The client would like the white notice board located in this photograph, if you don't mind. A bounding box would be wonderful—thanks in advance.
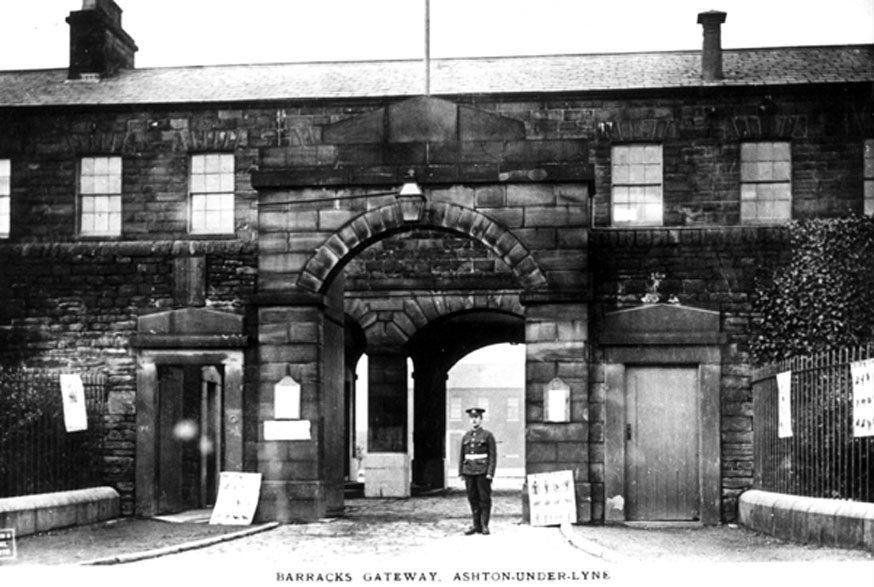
[527,470,576,526]
[209,472,263,526]
[776,370,793,439]
[850,358,874,437]
[60,373,88,433]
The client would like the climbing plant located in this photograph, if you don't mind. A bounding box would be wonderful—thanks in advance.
[750,216,874,365]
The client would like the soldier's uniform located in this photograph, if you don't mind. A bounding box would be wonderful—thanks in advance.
[458,407,497,535]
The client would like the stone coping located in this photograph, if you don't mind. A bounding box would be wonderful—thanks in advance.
[738,489,874,552]
[0,487,120,538]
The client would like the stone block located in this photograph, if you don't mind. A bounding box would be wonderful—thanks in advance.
[474,186,505,208]
[507,184,556,207]
[364,453,410,498]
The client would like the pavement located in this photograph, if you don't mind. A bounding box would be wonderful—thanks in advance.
[1,489,872,587]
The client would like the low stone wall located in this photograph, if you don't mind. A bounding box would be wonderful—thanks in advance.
[739,489,874,552]
[0,487,119,537]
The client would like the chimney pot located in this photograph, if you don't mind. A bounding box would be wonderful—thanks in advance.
[697,10,727,82]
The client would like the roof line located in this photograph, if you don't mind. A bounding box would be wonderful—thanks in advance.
[2,43,870,75]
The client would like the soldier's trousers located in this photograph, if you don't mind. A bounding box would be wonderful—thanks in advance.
[463,474,492,528]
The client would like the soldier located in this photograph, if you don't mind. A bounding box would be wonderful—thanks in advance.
[458,407,497,535]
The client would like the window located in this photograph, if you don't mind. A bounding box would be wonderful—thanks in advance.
[190,153,235,234]
[506,397,520,422]
[79,156,122,236]
[865,140,874,216]
[449,397,462,421]
[740,142,792,224]
[611,144,663,226]
[0,159,9,238]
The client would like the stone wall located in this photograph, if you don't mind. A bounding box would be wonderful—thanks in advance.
[0,240,257,514]
[588,226,791,522]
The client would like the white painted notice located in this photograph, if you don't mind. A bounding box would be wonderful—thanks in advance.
[59,373,88,433]
[209,472,263,526]
[776,370,793,438]
[850,358,874,438]
[527,470,576,526]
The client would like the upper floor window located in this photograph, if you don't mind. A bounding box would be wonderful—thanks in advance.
[449,397,462,421]
[740,142,791,224]
[864,140,874,216]
[79,156,122,237]
[190,153,235,234]
[611,144,663,226]
[506,397,520,422]
[0,159,9,239]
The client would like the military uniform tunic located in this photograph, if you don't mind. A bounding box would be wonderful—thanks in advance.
[458,427,497,477]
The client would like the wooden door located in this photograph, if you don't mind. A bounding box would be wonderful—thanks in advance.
[157,366,184,515]
[625,367,700,521]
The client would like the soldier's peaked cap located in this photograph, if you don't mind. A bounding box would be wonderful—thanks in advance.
[465,407,485,416]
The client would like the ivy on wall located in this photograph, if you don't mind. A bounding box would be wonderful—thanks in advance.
[751,217,874,365]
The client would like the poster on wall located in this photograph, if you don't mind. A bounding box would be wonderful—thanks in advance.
[850,358,874,437]
[59,373,88,433]
[210,472,263,526]
[776,370,793,438]
[527,470,576,526]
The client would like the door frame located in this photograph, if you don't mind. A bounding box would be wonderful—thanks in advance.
[601,304,724,526]
[135,349,244,517]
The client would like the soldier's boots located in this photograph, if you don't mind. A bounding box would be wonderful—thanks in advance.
[480,510,491,535]
[464,510,482,535]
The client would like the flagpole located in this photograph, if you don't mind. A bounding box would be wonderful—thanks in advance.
[425,0,431,96]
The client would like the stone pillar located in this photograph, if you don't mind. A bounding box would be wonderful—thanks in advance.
[522,300,591,523]
[365,350,410,497]
[412,360,447,489]
[255,289,345,522]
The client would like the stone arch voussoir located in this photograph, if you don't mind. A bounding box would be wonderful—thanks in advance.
[299,200,548,293]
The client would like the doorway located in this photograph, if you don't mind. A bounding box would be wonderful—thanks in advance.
[624,366,699,521]
[156,365,224,515]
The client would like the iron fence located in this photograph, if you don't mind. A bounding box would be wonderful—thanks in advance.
[751,344,873,502]
[0,368,107,498]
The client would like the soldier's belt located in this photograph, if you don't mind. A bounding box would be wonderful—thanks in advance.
[464,454,488,460]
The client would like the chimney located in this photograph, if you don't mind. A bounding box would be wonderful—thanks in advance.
[66,0,138,79]
[697,10,727,82]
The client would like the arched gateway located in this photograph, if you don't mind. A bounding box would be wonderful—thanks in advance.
[251,96,593,522]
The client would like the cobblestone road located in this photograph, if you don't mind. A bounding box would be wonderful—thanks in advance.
[130,490,598,572]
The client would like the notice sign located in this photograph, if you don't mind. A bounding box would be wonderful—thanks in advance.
[60,373,88,432]
[527,470,576,527]
[0,529,15,560]
[209,472,262,526]
[850,358,874,437]
[776,370,793,439]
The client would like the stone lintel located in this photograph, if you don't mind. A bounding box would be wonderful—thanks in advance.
[251,291,327,308]
[520,288,591,306]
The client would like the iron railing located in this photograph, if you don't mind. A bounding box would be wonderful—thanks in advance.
[0,368,107,498]
[751,344,873,502]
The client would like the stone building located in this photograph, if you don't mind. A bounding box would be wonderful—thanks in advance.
[0,0,872,524]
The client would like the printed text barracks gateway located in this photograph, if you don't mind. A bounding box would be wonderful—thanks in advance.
[0,0,872,524]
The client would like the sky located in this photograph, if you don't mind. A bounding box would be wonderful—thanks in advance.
[0,0,871,71]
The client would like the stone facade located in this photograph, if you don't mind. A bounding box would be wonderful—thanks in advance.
[0,1,872,523]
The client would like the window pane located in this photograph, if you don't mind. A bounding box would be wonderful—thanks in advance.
[643,145,661,164]
[740,162,757,182]
[612,186,629,203]
[644,164,661,183]
[772,142,790,162]
[628,165,645,183]
[613,146,629,165]
[756,161,772,181]
[773,161,791,181]
[219,154,234,174]
[629,147,645,165]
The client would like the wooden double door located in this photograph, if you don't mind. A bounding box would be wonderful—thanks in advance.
[624,366,700,521]
[156,365,224,515]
